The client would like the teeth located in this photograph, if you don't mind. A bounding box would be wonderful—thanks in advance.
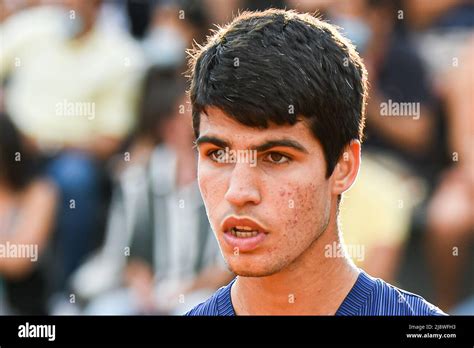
[235,226,253,231]
[229,227,259,238]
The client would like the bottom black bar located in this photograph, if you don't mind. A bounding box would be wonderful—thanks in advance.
[0,315,472,346]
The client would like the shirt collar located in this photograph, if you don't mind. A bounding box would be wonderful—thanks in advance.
[217,270,375,316]
[335,270,376,315]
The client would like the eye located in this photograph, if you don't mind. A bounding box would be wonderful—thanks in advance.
[264,152,290,164]
[207,149,225,163]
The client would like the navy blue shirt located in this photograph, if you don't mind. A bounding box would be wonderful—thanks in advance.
[186,270,445,315]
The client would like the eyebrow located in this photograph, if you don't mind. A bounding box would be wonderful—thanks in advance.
[195,135,230,149]
[195,135,309,154]
[252,139,309,154]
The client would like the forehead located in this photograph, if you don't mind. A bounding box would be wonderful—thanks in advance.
[199,106,318,147]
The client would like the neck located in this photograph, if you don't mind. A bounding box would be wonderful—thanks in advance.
[232,212,359,315]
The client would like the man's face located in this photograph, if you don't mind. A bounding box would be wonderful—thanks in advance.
[196,107,334,277]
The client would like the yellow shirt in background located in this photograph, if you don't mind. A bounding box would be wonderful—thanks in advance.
[1,6,145,147]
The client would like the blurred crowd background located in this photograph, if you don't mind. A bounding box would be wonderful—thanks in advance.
[0,0,472,315]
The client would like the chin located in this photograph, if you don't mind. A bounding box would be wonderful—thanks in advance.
[224,253,288,277]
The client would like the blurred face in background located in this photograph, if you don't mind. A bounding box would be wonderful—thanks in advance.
[150,4,195,44]
[57,0,102,39]
[326,0,373,54]
[144,4,199,68]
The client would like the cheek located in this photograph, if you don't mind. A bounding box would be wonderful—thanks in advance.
[272,179,329,249]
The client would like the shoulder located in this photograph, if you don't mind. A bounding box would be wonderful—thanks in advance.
[363,274,446,316]
[185,279,236,316]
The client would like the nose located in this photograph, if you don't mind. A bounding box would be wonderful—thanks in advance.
[224,162,261,207]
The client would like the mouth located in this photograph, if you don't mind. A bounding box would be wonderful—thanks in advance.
[221,217,268,252]
[228,226,260,238]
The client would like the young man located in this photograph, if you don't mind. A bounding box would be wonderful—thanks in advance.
[186,9,444,315]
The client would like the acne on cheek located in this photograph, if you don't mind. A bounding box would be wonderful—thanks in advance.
[279,183,323,235]
[275,186,300,232]
[278,184,314,210]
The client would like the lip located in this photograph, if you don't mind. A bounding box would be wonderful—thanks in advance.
[221,216,268,252]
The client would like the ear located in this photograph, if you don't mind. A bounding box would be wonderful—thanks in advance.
[330,140,361,196]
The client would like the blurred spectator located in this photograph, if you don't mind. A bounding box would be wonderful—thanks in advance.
[0,114,57,314]
[330,0,437,171]
[339,154,423,283]
[403,0,474,311]
[0,0,146,300]
[71,67,232,315]
[319,0,434,284]
[335,0,473,310]
[0,0,144,156]
[141,0,209,68]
